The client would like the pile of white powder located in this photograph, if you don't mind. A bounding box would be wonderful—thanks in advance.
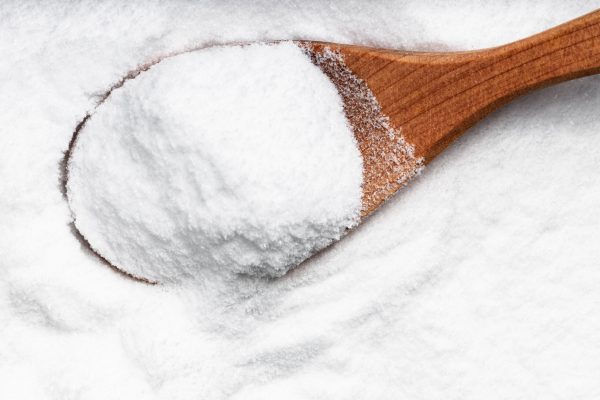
[66,42,363,282]
[1,1,600,399]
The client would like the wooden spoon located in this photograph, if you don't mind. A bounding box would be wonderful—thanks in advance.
[65,10,600,282]
[301,9,600,218]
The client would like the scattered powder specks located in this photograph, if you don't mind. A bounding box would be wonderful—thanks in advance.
[67,42,363,282]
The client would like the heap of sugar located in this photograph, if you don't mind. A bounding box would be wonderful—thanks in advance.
[66,42,363,282]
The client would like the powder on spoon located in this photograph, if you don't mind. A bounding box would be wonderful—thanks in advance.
[66,41,364,282]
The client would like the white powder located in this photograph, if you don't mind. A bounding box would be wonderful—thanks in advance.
[66,42,363,282]
[2,1,600,399]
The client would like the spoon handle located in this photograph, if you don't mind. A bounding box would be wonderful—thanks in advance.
[328,9,600,161]
[430,8,600,159]
[490,8,600,96]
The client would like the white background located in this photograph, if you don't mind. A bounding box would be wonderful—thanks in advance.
[1,1,599,399]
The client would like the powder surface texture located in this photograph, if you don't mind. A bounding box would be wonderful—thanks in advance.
[67,42,363,281]
[2,1,600,399]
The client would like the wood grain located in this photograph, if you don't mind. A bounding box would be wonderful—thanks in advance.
[307,9,600,217]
